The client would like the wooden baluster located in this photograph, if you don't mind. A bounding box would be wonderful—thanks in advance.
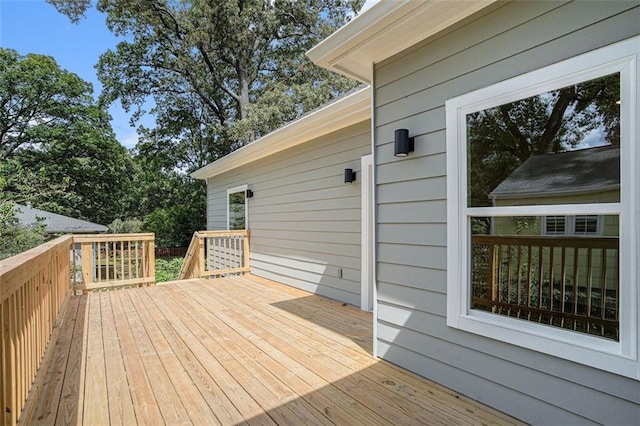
[120,239,125,282]
[548,246,555,325]
[506,243,513,307]
[585,247,593,334]
[600,248,608,336]
[516,245,522,308]
[526,245,533,311]
[537,245,544,321]
[560,246,567,328]
[572,247,580,330]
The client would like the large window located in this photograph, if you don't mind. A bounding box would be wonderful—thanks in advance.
[446,37,638,378]
[227,185,248,230]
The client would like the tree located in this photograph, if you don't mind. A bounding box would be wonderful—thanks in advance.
[1,48,96,158]
[46,0,92,23]
[0,172,46,260]
[0,48,134,225]
[129,144,207,247]
[92,0,363,159]
[468,73,620,207]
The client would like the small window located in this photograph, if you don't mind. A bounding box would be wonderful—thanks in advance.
[574,215,599,235]
[544,216,566,235]
[543,215,602,236]
[227,185,248,230]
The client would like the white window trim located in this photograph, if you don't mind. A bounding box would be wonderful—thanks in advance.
[446,36,639,379]
[226,184,248,230]
[542,215,604,236]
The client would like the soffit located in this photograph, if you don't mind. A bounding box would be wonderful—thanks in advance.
[307,0,497,83]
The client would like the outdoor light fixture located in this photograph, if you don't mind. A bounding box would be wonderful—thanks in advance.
[245,189,254,198]
[394,128,415,157]
[344,168,356,183]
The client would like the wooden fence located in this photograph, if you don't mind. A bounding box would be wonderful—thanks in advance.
[471,235,619,340]
[179,230,250,280]
[1,233,157,425]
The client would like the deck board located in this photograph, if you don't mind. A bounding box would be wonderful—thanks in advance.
[30,275,523,425]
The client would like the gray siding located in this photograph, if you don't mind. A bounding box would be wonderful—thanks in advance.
[207,121,370,305]
[374,1,640,424]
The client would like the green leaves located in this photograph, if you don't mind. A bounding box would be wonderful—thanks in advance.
[94,0,364,160]
[0,48,95,159]
[0,47,134,226]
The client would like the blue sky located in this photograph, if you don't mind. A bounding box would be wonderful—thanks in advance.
[0,0,149,148]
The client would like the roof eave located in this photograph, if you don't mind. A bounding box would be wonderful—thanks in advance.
[191,87,370,180]
[307,0,497,83]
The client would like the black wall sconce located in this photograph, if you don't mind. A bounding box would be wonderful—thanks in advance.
[245,189,254,198]
[394,128,414,157]
[344,168,356,183]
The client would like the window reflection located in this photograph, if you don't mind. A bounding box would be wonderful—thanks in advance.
[467,73,620,208]
[228,191,246,230]
[471,215,619,341]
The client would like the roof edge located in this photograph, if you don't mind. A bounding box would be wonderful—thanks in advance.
[191,87,371,180]
[307,0,497,82]
[490,184,621,200]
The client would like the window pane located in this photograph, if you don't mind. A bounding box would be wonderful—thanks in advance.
[471,215,619,341]
[228,191,246,230]
[545,216,566,235]
[467,73,620,207]
[574,215,599,235]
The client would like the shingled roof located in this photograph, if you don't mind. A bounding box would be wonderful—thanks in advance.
[14,204,108,234]
[489,144,620,200]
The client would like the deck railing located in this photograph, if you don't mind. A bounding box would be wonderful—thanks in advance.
[72,233,155,293]
[1,236,73,425]
[1,233,157,425]
[471,235,619,340]
[178,230,250,280]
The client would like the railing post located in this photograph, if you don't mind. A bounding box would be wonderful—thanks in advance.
[80,241,93,294]
[197,235,205,278]
[244,230,250,272]
[148,239,156,286]
[2,296,17,426]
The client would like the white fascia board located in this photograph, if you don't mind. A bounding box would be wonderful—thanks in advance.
[191,87,371,180]
[307,0,497,83]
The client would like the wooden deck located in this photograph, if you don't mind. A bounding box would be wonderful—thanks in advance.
[28,275,522,425]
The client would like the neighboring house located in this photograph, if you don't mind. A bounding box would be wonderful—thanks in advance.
[14,203,108,234]
[196,1,640,423]
[490,144,620,236]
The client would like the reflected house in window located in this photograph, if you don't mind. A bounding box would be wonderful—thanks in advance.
[472,144,620,340]
[489,144,620,236]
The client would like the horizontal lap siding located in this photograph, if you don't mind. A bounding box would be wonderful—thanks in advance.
[373,1,640,423]
[206,121,370,305]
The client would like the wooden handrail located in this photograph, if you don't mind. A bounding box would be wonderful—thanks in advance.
[472,234,619,340]
[1,235,73,426]
[178,230,250,280]
[72,233,156,293]
[1,232,159,425]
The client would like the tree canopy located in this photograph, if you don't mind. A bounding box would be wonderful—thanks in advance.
[92,0,363,164]
[0,48,133,225]
[468,72,620,207]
